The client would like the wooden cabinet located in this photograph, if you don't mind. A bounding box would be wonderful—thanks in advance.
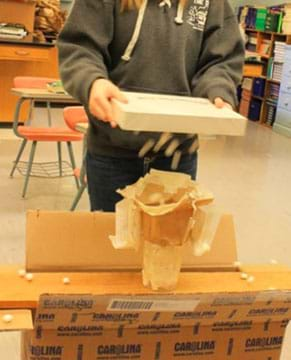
[0,44,50,62]
[0,44,59,122]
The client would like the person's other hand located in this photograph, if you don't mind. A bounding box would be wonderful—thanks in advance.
[89,78,128,128]
[214,97,233,110]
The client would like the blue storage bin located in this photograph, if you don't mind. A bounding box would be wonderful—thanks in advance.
[248,99,262,121]
[252,77,266,97]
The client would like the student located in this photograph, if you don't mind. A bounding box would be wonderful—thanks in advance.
[58,0,245,211]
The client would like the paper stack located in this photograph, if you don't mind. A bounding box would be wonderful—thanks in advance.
[272,41,286,82]
[0,23,27,40]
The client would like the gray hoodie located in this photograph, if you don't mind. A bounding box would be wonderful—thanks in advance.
[58,0,244,157]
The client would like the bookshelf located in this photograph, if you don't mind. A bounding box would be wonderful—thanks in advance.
[240,28,291,127]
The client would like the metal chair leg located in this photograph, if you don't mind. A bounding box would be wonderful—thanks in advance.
[66,142,79,189]
[10,139,28,178]
[46,101,52,127]
[57,142,62,177]
[26,99,34,125]
[22,141,37,198]
[70,184,87,211]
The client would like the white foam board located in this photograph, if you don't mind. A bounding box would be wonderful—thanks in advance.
[112,92,247,136]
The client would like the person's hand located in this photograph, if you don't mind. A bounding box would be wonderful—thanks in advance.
[89,78,128,128]
[214,97,233,110]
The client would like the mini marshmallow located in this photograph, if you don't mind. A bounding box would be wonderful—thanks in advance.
[240,273,248,280]
[63,277,70,285]
[247,275,255,283]
[18,269,26,277]
[25,273,33,281]
[233,261,241,267]
[270,259,278,265]
[2,314,13,323]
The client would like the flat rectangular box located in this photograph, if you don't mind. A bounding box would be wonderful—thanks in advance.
[20,290,291,360]
[112,92,247,136]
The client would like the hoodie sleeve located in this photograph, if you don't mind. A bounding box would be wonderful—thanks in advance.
[57,0,114,106]
[191,0,245,109]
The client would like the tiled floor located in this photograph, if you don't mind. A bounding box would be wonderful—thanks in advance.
[0,111,291,358]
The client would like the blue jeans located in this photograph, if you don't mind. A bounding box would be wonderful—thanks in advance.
[86,152,198,211]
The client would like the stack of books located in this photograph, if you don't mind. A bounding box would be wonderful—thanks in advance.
[265,100,278,126]
[266,82,280,126]
[269,83,280,101]
[258,39,272,55]
[272,41,286,81]
[245,7,258,29]
[246,34,258,52]
[238,4,287,33]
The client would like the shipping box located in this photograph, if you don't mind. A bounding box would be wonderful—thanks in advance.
[111,92,247,136]
[19,291,291,360]
[1,211,291,360]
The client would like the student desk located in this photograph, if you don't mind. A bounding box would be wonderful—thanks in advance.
[11,88,78,132]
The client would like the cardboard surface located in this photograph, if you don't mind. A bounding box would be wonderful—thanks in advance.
[112,92,247,136]
[2,209,290,360]
[20,292,291,360]
[26,210,237,272]
[0,310,33,331]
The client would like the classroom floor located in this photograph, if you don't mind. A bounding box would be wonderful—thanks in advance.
[0,109,291,358]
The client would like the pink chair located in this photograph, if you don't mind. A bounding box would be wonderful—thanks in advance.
[10,76,83,198]
[63,106,89,210]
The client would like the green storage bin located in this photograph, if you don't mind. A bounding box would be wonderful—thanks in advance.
[265,13,279,32]
[256,8,267,30]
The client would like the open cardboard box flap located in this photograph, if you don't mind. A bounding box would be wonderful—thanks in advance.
[25,210,237,272]
[0,310,33,331]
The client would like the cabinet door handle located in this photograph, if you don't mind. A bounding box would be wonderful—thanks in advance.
[15,50,30,56]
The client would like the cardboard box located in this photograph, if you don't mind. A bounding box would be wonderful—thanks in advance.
[25,210,238,272]
[19,290,291,360]
[111,92,247,136]
[0,210,290,360]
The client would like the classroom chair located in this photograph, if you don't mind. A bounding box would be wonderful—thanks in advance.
[10,76,83,198]
[63,106,89,210]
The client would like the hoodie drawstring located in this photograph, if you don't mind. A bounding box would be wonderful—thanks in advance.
[121,0,149,61]
[175,1,184,24]
[159,0,172,8]
[121,0,185,62]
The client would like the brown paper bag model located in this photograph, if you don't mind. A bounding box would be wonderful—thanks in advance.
[110,169,221,290]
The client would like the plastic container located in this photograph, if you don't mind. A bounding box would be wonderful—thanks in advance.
[142,241,183,291]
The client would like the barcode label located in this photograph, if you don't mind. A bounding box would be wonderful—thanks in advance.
[107,299,200,312]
